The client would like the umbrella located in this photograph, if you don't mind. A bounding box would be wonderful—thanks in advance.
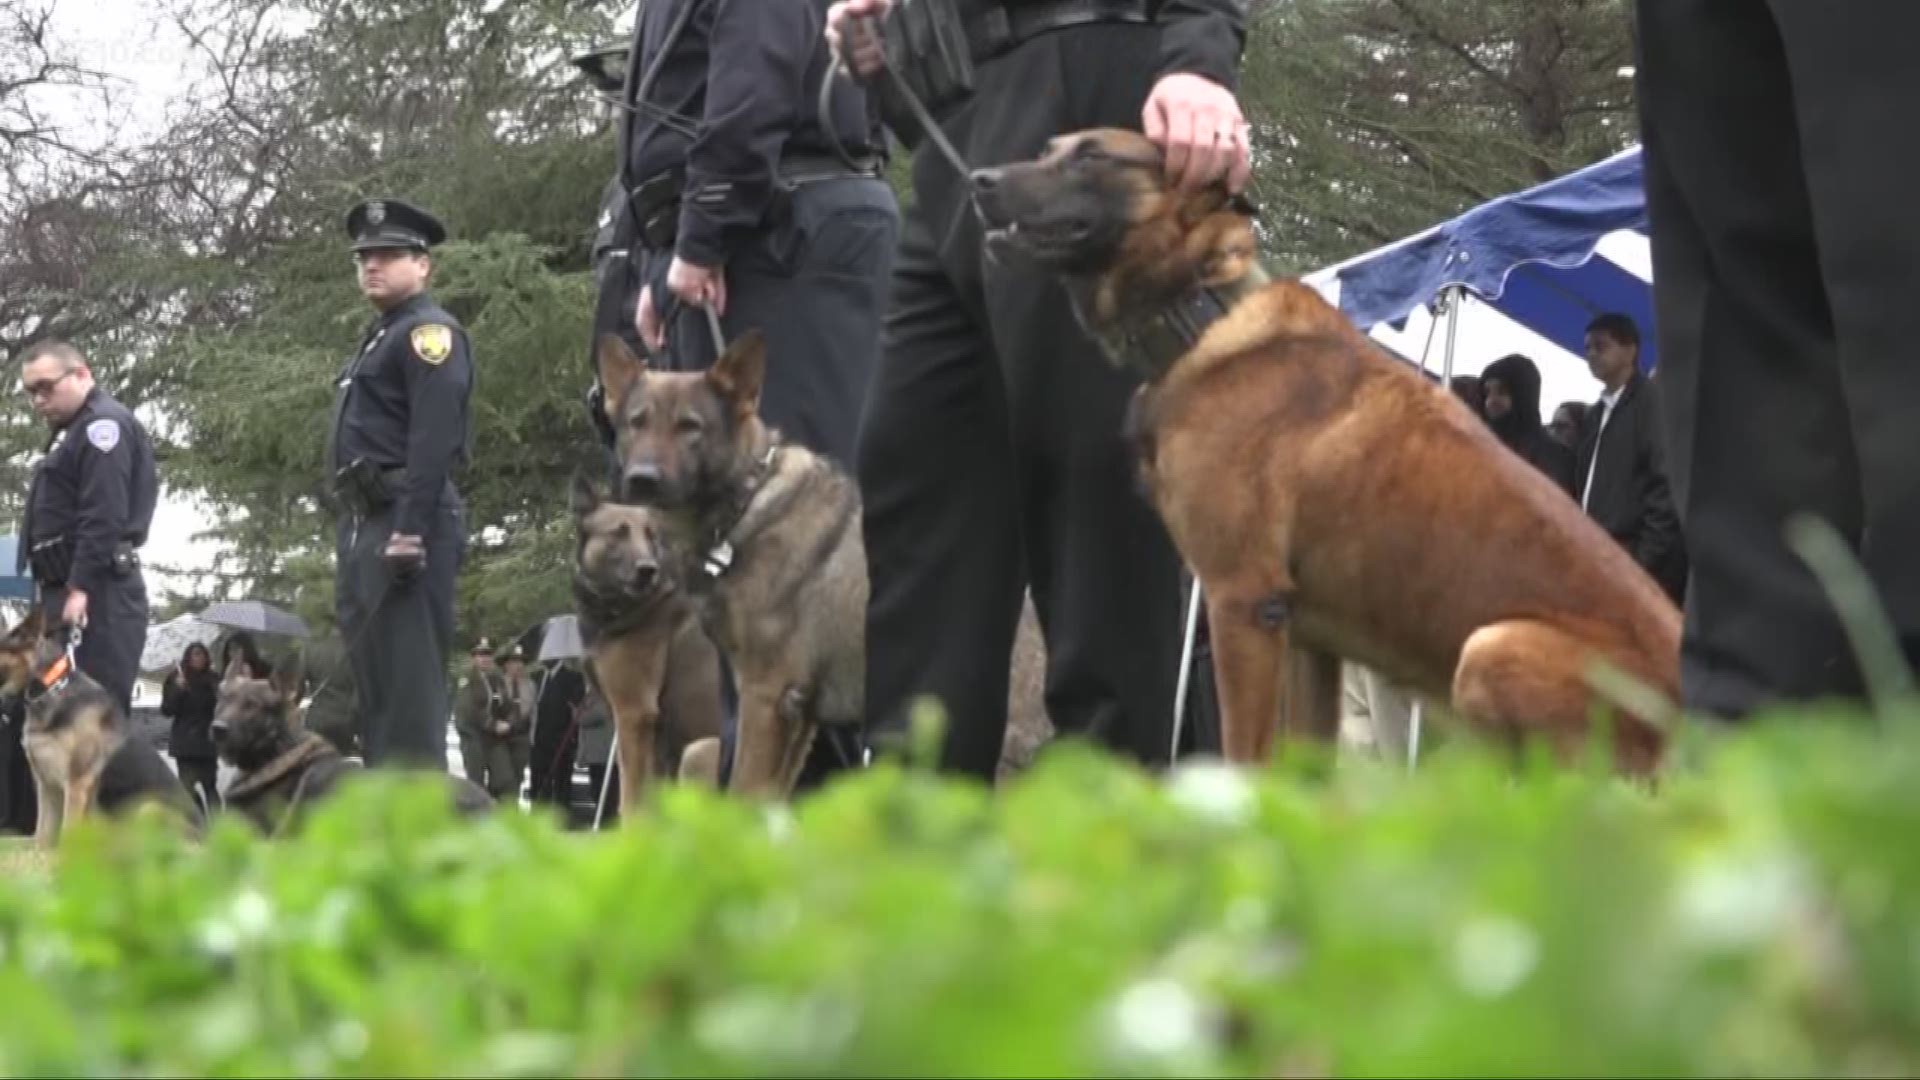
[140,615,223,674]
[537,615,584,662]
[198,600,311,639]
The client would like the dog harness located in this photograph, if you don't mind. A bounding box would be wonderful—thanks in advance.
[1098,265,1273,381]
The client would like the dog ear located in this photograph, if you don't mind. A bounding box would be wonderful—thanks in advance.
[706,328,766,417]
[594,333,647,420]
[569,468,602,517]
[7,607,42,646]
[271,661,303,708]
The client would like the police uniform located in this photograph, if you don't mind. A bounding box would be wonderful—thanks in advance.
[855,0,1248,779]
[1634,2,1920,720]
[329,198,475,769]
[18,386,157,713]
[588,0,900,472]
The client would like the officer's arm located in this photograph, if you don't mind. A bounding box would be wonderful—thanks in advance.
[674,0,817,268]
[70,416,134,598]
[1153,0,1249,91]
[395,322,473,538]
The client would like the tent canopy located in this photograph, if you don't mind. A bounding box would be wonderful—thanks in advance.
[1303,146,1654,409]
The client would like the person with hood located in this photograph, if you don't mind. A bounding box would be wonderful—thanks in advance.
[160,640,221,812]
[1479,353,1579,501]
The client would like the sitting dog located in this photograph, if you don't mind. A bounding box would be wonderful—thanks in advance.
[0,609,203,846]
[572,473,728,813]
[970,128,1682,775]
[594,329,867,798]
[214,658,492,836]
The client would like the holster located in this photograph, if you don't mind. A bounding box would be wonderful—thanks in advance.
[874,0,976,150]
[110,541,140,580]
[333,458,401,518]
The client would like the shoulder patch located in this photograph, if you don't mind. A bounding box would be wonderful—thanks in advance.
[85,419,120,452]
[410,323,453,365]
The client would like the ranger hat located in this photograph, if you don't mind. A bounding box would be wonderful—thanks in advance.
[345,197,447,253]
[470,637,495,656]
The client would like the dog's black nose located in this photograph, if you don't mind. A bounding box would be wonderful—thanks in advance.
[969,167,1002,191]
[632,563,658,591]
[210,719,228,741]
[622,463,664,502]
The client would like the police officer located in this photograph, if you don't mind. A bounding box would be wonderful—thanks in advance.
[587,0,900,472]
[15,339,158,714]
[328,198,475,769]
[827,0,1252,780]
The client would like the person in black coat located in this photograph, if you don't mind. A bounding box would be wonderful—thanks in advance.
[1574,314,1688,604]
[218,631,273,681]
[160,641,220,811]
[1480,353,1579,501]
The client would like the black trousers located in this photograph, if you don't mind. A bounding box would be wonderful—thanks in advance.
[41,576,147,715]
[857,22,1187,779]
[176,755,220,813]
[1635,0,1920,718]
[335,499,467,767]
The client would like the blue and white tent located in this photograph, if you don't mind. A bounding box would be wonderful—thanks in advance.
[1300,145,1653,416]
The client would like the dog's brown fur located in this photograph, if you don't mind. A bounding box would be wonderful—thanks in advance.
[0,609,203,846]
[572,475,727,813]
[973,128,1681,774]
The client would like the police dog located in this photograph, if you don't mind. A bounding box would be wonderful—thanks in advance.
[0,609,203,846]
[571,472,727,809]
[594,329,866,798]
[213,657,492,835]
[970,128,1681,775]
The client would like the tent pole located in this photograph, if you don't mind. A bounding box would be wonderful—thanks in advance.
[1407,284,1466,772]
[1169,574,1204,763]
[593,727,618,831]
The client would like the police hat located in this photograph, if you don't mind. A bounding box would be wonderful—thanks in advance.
[345,198,447,254]
[470,637,495,656]
[501,644,528,665]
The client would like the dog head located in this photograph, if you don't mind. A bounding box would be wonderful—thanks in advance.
[0,608,71,700]
[212,656,305,772]
[970,128,1260,314]
[593,330,770,510]
[571,472,676,601]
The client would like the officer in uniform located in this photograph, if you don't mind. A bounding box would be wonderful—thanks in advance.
[15,339,158,713]
[1634,2,1920,721]
[827,0,1252,780]
[585,0,900,472]
[328,198,475,769]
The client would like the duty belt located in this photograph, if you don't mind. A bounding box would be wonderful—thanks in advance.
[964,0,1154,63]
[629,149,886,251]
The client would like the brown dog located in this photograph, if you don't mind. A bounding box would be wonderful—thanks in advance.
[970,128,1681,774]
[572,473,727,811]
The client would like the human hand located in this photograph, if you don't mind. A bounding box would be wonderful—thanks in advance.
[1142,73,1253,193]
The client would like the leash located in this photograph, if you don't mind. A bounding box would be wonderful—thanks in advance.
[826,16,976,182]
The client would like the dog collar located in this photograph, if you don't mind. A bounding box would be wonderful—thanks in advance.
[698,443,780,581]
[1100,266,1271,381]
[27,653,72,700]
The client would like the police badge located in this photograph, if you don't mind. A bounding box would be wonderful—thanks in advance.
[411,324,453,365]
[368,201,386,226]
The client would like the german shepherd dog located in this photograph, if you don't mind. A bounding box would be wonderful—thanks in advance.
[970,128,1681,775]
[0,609,204,845]
[213,657,493,835]
[572,472,728,810]
[594,329,867,798]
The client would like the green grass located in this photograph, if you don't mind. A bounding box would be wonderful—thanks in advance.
[0,697,1914,1076]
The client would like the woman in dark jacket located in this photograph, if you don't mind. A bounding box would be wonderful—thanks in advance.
[161,641,220,811]
[219,632,273,681]
[1479,353,1579,501]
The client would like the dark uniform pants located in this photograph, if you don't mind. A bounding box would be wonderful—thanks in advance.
[335,501,467,767]
[857,22,1186,779]
[42,577,147,715]
[1635,0,1920,718]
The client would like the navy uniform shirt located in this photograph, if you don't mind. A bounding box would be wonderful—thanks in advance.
[328,291,475,537]
[622,0,886,268]
[1146,0,1250,92]
[20,387,158,595]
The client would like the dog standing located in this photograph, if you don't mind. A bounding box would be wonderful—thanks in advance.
[971,128,1681,774]
[572,473,728,811]
[0,610,203,846]
[213,657,493,836]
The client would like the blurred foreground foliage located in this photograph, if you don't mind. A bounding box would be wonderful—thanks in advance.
[0,698,1915,1077]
